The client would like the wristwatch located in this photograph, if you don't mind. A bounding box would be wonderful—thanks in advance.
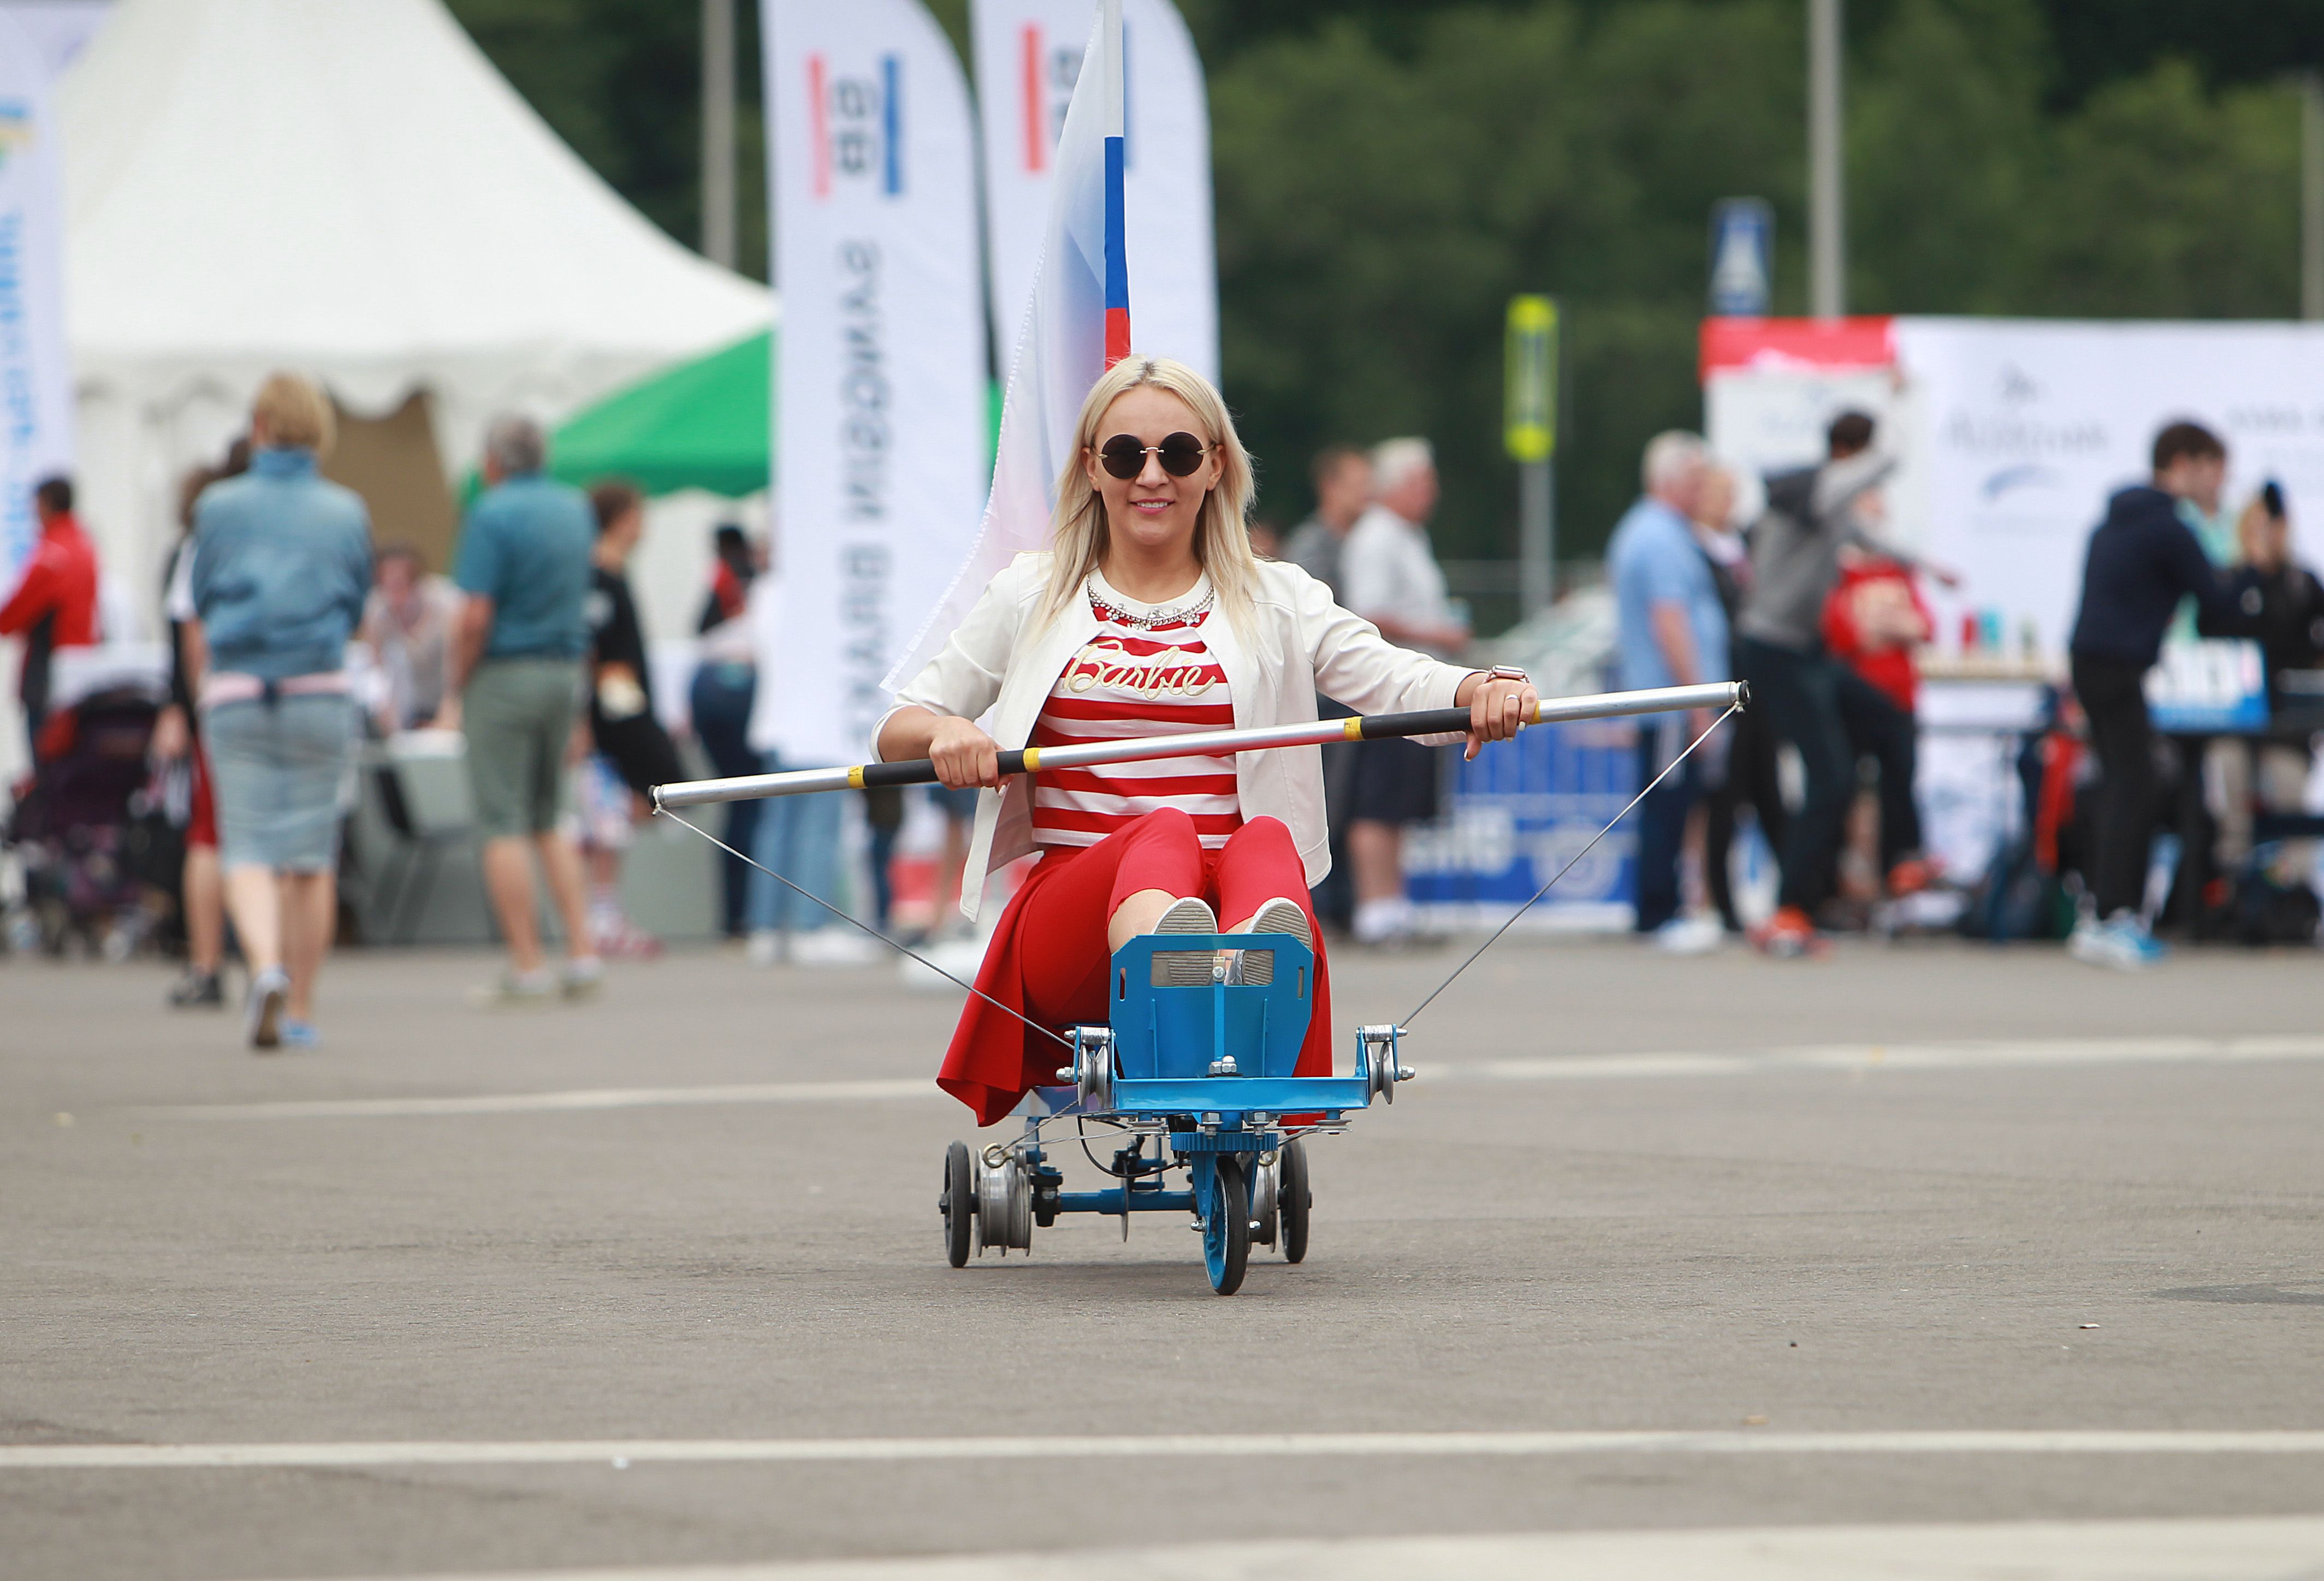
[1480,664,1531,687]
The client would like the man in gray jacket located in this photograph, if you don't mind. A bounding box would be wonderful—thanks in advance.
[1735,412,1948,953]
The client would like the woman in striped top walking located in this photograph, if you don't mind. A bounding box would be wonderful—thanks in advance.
[878,358,1538,1124]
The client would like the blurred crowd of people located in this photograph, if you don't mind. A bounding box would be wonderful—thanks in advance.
[5,370,2317,1050]
[1606,410,2320,970]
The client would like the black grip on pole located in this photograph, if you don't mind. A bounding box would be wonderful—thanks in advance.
[857,748,1037,790]
[1357,706,1475,740]
[857,759,940,789]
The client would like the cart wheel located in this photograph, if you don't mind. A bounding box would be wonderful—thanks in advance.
[1280,1138,1311,1265]
[941,1140,974,1268]
[1202,1157,1250,1296]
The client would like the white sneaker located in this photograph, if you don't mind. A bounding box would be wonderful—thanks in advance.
[2068,912,2166,972]
[244,966,289,1050]
[1152,896,1218,985]
[1231,896,1312,985]
[1652,913,1724,955]
[1352,896,1415,947]
[787,927,883,967]
[560,955,606,1000]
[745,929,784,967]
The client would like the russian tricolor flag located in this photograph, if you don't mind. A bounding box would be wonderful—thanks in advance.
[888,0,1134,688]
[1099,0,1131,367]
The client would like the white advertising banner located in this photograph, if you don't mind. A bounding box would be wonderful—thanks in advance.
[1894,318,2324,659]
[758,0,988,763]
[1705,317,2324,662]
[0,8,76,784]
[0,8,73,591]
[971,0,1215,382]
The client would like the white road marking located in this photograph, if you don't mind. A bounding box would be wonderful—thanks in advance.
[285,1519,2324,1581]
[1442,1035,2324,1084]
[121,1035,2324,1121]
[8,1429,2324,1471]
[128,1079,941,1121]
[271,1515,2324,1581]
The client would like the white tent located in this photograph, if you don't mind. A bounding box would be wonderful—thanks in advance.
[58,0,772,609]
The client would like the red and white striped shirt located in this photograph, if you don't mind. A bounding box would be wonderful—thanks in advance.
[1029,574,1242,851]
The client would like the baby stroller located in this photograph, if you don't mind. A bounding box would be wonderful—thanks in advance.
[4,686,165,958]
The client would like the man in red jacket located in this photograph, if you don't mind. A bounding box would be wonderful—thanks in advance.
[0,477,100,763]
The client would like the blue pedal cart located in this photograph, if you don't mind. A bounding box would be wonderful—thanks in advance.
[936,928,1409,1295]
[647,680,1745,1298]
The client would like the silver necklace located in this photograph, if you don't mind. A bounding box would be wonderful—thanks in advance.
[1087,578,1214,631]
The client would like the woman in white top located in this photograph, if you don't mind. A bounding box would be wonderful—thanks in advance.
[878,357,1537,1123]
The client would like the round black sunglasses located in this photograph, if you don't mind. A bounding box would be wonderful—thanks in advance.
[1097,431,1212,480]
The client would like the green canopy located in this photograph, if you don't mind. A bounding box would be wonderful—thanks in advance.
[550,330,773,498]
[545,328,1001,501]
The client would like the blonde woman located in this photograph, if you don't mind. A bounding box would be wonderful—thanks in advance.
[878,358,1537,1123]
[187,374,372,1050]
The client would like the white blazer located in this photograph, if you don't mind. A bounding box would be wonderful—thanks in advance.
[879,552,1475,918]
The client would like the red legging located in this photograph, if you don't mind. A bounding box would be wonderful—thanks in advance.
[1024,809,1314,1021]
[936,808,1332,1122]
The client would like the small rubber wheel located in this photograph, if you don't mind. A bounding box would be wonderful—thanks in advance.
[941,1140,974,1268]
[1202,1157,1251,1296]
[1279,1138,1311,1265]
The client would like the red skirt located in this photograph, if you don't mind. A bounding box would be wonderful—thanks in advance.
[936,809,1332,1124]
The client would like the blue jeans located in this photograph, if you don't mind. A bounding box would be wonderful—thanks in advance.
[1632,716,1702,932]
[746,752,844,933]
[687,662,760,937]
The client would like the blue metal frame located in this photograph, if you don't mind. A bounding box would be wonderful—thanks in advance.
[982,935,1406,1299]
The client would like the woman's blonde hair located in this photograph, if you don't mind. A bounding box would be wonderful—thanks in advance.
[251,372,335,456]
[1038,355,1261,633]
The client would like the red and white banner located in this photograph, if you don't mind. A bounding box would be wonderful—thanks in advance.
[759,0,987,762]
[970,0,1214,382]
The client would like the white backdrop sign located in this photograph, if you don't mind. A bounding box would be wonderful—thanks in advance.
[1706,317,2324,661]
[0,8,77,785]
[970,0,1215,382]
[758,0,988,763]
[0,8,73,591]
[1895,318,2324,658]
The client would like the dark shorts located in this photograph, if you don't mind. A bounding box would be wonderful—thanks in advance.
[1348,734,1442,825]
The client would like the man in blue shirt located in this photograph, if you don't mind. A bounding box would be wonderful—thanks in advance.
[1608,431,1727,942]
[441,415,601,1006]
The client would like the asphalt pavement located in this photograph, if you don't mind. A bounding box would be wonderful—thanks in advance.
[5,934,2323,1580]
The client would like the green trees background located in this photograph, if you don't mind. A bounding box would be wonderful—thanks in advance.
[448,0,2321,578]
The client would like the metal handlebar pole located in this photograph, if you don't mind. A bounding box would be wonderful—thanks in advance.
[650,680,1747,813]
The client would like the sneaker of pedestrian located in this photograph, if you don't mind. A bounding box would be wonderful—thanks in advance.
[560,955,608,999]
[1886,855,1941,896]
[2068,910,2166,972]
[591,913,663,961]
[1351,896,1416,950]
[745,929,784,967]
[1228,896,1311,985]
[168,968,224,1009]
[469,967,558,1009]
[244,966,289,1050]
[786,927,883,967]
[1652,912,1724,955]
[1750,905,1823,959]
[277,1019,321,1051]
[1152,896,1219,985]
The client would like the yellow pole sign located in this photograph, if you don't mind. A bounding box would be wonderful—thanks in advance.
[1504,295,1557,462]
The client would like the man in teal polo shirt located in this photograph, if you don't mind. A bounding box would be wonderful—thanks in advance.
[440,415,601,1005]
